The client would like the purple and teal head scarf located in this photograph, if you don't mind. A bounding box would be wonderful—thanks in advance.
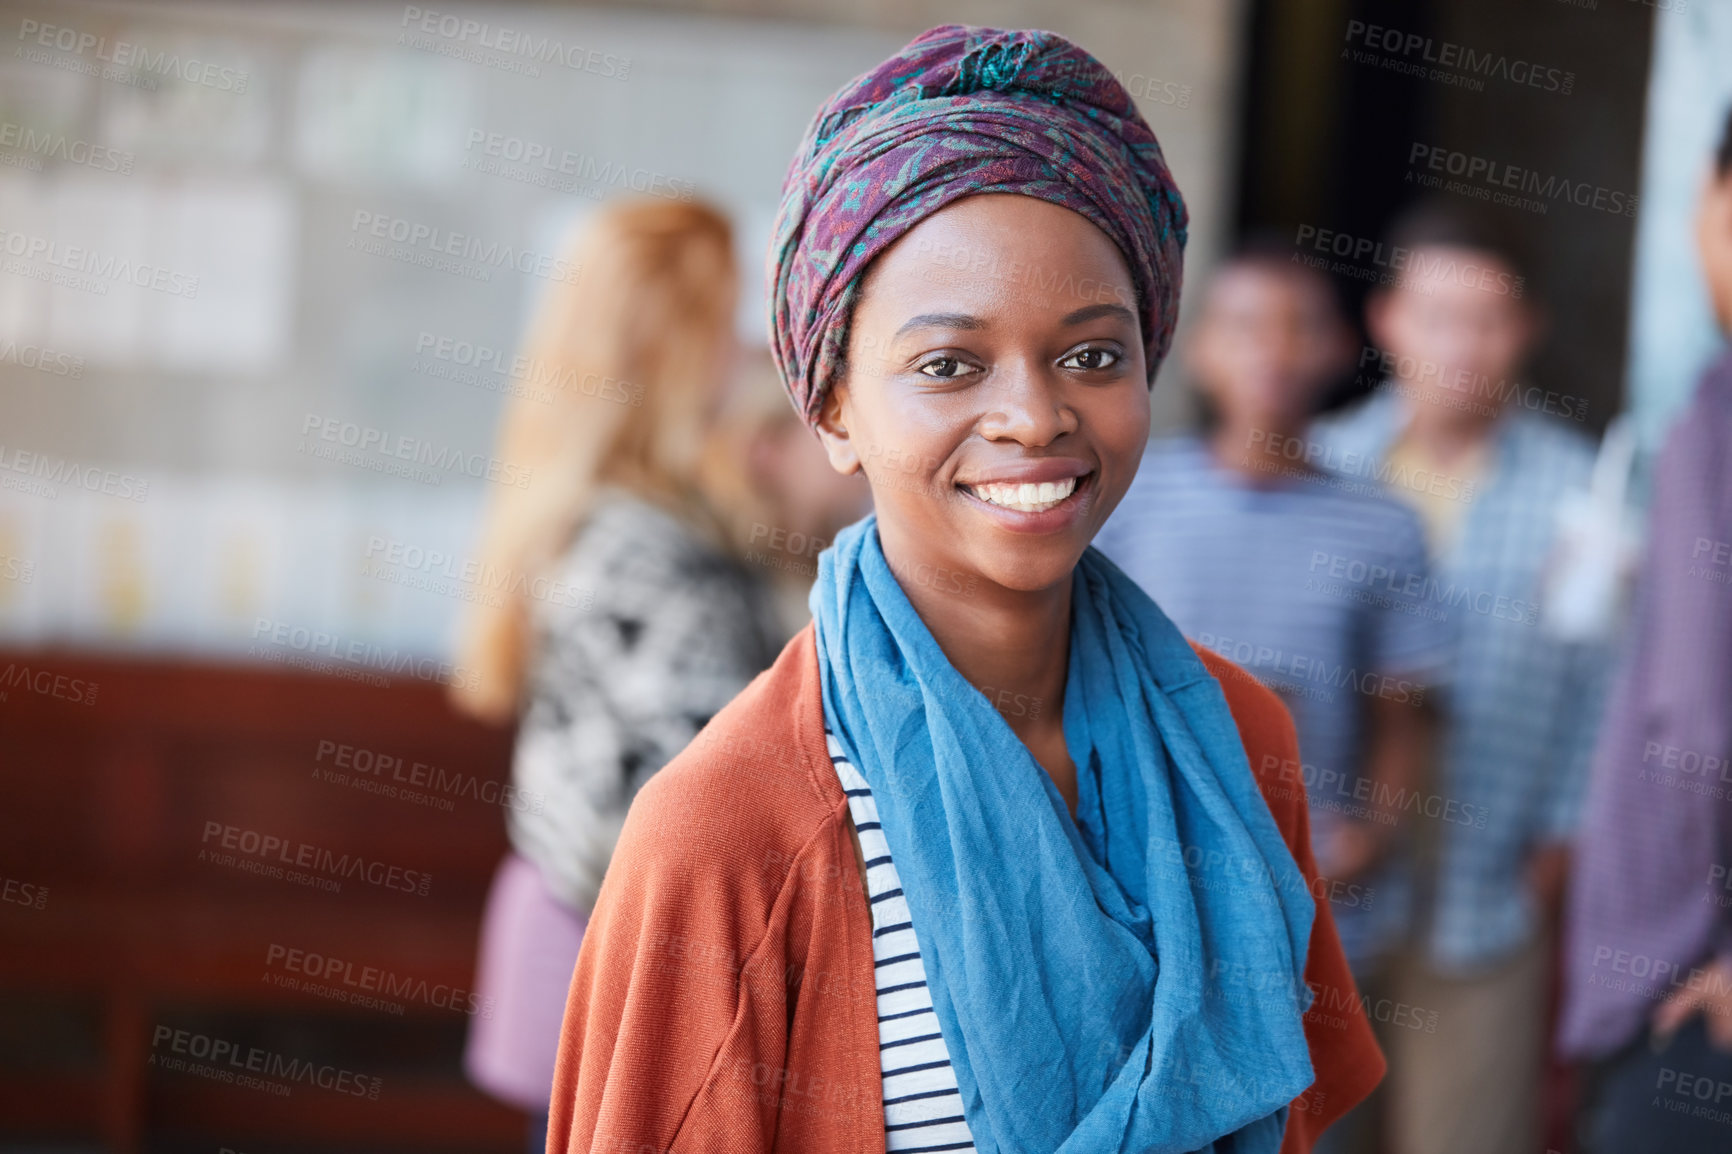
[768,24,1189,427]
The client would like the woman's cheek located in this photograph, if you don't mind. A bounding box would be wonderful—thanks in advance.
[1094,382,1151,455]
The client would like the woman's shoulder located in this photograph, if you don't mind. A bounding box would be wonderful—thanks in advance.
[602,625,851,911]
[1189,644,1307,829]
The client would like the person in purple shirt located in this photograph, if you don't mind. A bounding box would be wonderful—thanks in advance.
[1560,107,1732,1153]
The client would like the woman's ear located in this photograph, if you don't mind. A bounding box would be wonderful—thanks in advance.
[813,385,862,476]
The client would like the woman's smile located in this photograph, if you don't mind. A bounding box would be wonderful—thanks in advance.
[957,465,1096,530]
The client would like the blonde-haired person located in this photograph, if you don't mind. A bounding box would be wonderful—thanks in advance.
[454,198,783,1152]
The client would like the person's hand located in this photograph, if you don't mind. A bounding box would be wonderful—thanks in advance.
[1653,954,1732,1052]
[1524,842,1571,919]
[1321,822,1384,884]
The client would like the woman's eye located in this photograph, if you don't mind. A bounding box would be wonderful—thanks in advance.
[917,356,972,379]
[1061,347,1120,371]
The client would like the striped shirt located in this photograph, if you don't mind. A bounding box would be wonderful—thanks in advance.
[827,730,978,1153]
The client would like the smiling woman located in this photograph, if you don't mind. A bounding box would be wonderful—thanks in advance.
[546,24,1384,1154]
[813,195,1153,810]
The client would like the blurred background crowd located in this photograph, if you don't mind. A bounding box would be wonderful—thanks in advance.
[1,1,1728,1152]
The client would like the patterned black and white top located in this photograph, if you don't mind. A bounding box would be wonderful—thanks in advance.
[507,489,783,913]
[828,730,979,1153]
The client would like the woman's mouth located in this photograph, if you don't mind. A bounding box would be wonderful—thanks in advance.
[961,476,1079,513]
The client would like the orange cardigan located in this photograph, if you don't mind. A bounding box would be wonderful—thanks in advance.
[548,624,1385,1153]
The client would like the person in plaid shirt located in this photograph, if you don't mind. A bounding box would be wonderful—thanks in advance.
[1308,199,1612,1154]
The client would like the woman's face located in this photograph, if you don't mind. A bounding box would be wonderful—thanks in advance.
[816,194,1151,595]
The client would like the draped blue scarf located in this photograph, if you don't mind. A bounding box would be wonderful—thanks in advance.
[811,516,1316,1153]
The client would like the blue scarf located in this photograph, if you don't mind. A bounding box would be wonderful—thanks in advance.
[811,516,1316,1153]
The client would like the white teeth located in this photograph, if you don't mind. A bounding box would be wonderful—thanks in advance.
[967,476,1079,513]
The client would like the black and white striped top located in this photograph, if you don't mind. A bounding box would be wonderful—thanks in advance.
[828,730,979,1153]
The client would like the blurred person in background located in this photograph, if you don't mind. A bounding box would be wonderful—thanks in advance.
[448,198,784,1152]
[1560,106,1732,1154]
[1094,246,1449,1154]
[546,26,1384,1154]
[698,349,873,636]
[1310,199,1611,1154]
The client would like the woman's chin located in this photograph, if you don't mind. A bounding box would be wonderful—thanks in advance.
[962,547,1087,597]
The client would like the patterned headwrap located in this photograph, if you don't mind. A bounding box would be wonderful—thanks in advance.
[768,24,1188,427]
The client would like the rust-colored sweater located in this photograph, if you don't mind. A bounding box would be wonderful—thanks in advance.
[548,624,1385,1153]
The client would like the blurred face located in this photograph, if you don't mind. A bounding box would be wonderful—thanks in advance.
[1187,263,1351,430]
[1367,244,1534,415]
[749,414,871,540]
[1697,167,1732,335]
[815,194,1150,594]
